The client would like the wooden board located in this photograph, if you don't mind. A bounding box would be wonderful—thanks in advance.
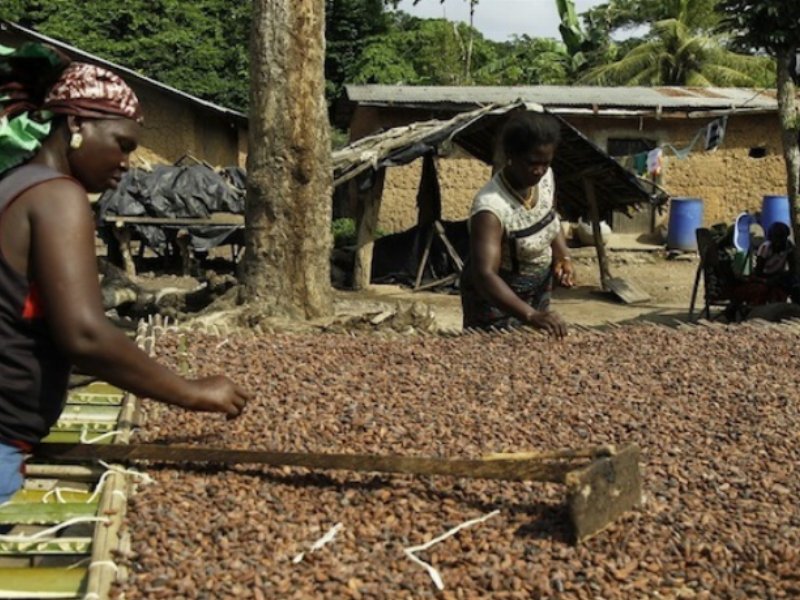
[103,214,243,227]
[565,444,642,543]
[0,566,87,598]
[5,489,93,504]
[0,537,92,556]
[37,443,584,483]
[0,503,98,526]
[606,277,651,304]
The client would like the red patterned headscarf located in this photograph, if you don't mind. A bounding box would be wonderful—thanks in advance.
[43,62,143,124]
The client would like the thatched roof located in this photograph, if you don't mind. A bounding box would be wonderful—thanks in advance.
[332,101,663,219]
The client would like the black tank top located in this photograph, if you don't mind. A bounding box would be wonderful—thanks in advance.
[0,165,74,445]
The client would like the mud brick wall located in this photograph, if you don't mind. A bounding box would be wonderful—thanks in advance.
[133,86,245,168]
[379,157,492,233]
[349,106,494,233]
[351,106,787,234]
[570,113,786,228]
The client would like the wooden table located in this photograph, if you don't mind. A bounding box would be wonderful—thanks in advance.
[102,214,245,276]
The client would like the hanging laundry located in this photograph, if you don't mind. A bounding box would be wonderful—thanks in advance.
[633,152,648,175]
[662,127,704,160]
[617,155,635,171]
[646,148,663,176]
[704,116,727,152]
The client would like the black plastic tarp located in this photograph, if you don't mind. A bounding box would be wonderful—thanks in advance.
[97,165,245,252]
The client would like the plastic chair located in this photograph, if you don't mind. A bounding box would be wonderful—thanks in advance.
[733,212,756,252]
[688,228,747,321]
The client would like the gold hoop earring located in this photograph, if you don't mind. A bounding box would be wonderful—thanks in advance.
[70,132,84,150]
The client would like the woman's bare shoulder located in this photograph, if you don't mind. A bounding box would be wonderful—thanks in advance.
[17,176,88,209]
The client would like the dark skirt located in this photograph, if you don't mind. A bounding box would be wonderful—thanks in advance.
[460,265,552,330]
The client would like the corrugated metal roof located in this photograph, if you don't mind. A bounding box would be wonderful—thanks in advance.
[345,84,779,114]
[1,21,247,125]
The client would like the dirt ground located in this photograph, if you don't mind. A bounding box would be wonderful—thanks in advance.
[335,247,699,332]
[123,234,701,332]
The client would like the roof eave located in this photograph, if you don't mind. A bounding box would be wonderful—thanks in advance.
[1,20,248,127]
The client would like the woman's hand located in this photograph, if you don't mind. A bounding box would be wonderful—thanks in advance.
[525,310,567,339]
[553,256,575,288]
[181,376,251,419]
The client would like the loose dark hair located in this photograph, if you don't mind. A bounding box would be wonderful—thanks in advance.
[768,221,790,240]
[500,112,561,158]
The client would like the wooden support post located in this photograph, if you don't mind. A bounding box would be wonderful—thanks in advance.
[434,221,464,272]
[111,225,136,278]
[584,177,611,290]
[175,229,192,276]
[353,168,386,290]
[414,226,435,290]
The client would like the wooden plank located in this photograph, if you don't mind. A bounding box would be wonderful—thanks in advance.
[6,489,93,504]
[83,472,127,599]
[565,444,642,543]
[70,382,122,396]
[23,464,104,482]
[0,566,87,598]
[414,273,458,292]
[484,445,615,462]
[67,384,124,406]
[0,503,97,526]
[605,277,651,304]
[104,214,244,226]
[40,431,115,444]
[37,443,583,483]
[0,537,92,556]
[65,391,124,406]
[59,406,121,422]
[47,421,117,434]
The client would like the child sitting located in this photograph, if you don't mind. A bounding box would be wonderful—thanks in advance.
[753,222,799,303]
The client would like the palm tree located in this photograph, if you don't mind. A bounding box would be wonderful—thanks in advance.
[579,0,774,86]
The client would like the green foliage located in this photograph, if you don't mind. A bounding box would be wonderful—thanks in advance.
[717,0,800,53]
[580,0,775,86]
[554,0,621,78]
[331,218,384,248]
[0,1,26,21]
[330,128,351,150]
[473,37,569,85]
[352,14,572,86]
[2,0,398,110]
[584,0,721,35]
[332,218,357,248]
[352,17,491,85]
[325,0,390,99]
[3,0,250,110]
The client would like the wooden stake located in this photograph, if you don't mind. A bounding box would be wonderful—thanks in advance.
[414,226,435,289]
[584,177,611,290]
[353,168,386,290]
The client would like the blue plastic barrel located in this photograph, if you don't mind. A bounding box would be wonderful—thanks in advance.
[667,197,704,250]
[760,195,791,235]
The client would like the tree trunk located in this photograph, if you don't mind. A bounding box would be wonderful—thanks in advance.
[241,0,333,318]
[776,48,800,275]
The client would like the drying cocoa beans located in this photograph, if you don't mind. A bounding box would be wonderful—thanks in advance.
[112,324,800,599]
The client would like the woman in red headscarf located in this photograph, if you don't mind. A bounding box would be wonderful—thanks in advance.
[0,44,250,502]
